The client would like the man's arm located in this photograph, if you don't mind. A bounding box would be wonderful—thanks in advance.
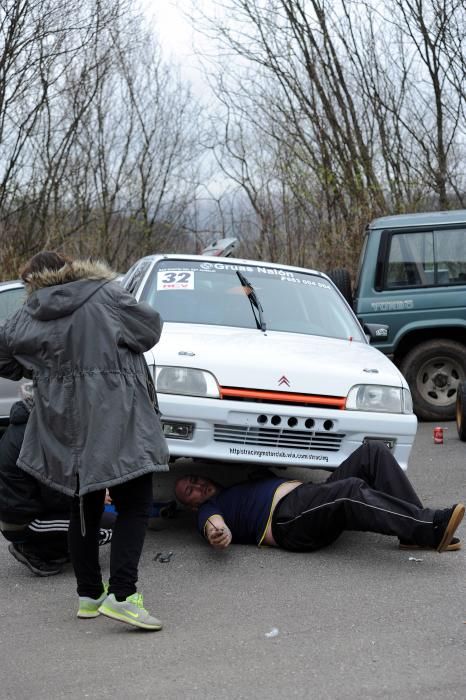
[204,514,232,550]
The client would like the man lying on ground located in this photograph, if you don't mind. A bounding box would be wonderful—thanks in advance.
[175,442,464,554]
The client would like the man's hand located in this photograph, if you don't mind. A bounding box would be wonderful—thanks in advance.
[205,516,232,549]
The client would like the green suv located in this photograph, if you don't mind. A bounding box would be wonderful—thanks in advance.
[330,210,466,421]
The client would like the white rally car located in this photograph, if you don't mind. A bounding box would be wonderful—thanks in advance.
[122,254,417,470]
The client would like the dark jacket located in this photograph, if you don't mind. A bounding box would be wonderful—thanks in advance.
[0,260,169,496]
[0,401,71,524]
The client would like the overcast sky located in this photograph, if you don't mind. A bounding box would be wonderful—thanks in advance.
[142,2,192,58]
[140,1,211,90]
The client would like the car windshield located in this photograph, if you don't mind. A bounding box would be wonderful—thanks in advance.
[141,260,365,341]
[0,286,26,321]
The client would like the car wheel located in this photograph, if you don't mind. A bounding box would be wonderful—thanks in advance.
[400,340,466,421]
[456,382,466,441]
[327,268,353,306]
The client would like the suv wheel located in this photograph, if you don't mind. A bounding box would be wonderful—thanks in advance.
[400,340,466,421]
[456,382,466,441]
[327,268,353,306]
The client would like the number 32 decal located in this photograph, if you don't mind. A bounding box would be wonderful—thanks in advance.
[157,270,194,290]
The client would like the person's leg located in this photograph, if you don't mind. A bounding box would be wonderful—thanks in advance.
[98,473,162,630]
[25,513,70,561]
[2,512,69,559]
[325,442,423,507]
[272,478,460,551]
[2,524,65,576]
[68,489,106,598]
[107,473,153,600]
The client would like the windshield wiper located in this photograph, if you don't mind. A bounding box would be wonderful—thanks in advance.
[236,271,267,332]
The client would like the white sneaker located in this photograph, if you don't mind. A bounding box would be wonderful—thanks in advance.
[98,592,163,631]
[77,585,108,618]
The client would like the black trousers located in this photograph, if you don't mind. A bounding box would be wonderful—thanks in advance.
[271,442,440,551]
[1,511,71,561]
[2,512,113,562]
[68,473,153,599]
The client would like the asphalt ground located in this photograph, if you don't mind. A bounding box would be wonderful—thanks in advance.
[1,422,465,700]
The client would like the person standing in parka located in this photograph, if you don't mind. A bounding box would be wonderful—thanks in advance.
[0,251,169,630]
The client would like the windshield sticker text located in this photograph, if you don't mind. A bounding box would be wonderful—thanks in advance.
[199,262,295,277]
[255,267,294,277]
[200,262,254,272]
[281,277,331,289]
[157,270,194,291]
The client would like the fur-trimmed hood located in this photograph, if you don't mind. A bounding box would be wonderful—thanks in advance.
[24,259,118,322]
[23,259,116,294]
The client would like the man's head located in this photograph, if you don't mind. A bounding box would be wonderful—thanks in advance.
[175,475,220,509]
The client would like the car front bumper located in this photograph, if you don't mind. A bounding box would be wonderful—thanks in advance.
[158,394,418,471]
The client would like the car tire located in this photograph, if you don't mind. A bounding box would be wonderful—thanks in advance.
[400,340,466,421]
[327,268,353,306]
[456,381,466,441]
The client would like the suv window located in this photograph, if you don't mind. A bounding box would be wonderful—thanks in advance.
[385,231,434,287]
[385,229,466,288]
[435,228,466,284]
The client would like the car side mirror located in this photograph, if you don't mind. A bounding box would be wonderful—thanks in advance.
[363,323,389,342]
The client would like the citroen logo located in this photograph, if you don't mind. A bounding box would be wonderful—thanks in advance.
[278,375,290,387]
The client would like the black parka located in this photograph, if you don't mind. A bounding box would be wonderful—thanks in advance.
[0,260,169,496]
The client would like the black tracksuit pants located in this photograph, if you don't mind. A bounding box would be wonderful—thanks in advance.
[2,512,71,561]
[271,442,441,551]
[68,473,153,600]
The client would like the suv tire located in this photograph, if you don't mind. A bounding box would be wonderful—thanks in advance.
[400,340,466,421]
[456,381,466,441]
[327,268,353,306]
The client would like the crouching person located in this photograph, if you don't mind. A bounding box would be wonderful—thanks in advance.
[0,396,113,576]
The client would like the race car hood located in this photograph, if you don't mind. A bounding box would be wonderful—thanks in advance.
[145,323,407,397]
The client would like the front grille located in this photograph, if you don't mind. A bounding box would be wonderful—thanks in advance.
[213,424,345,452]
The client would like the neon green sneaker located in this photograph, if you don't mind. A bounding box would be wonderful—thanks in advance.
[77,584,108,619]
[98,592,162,631]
